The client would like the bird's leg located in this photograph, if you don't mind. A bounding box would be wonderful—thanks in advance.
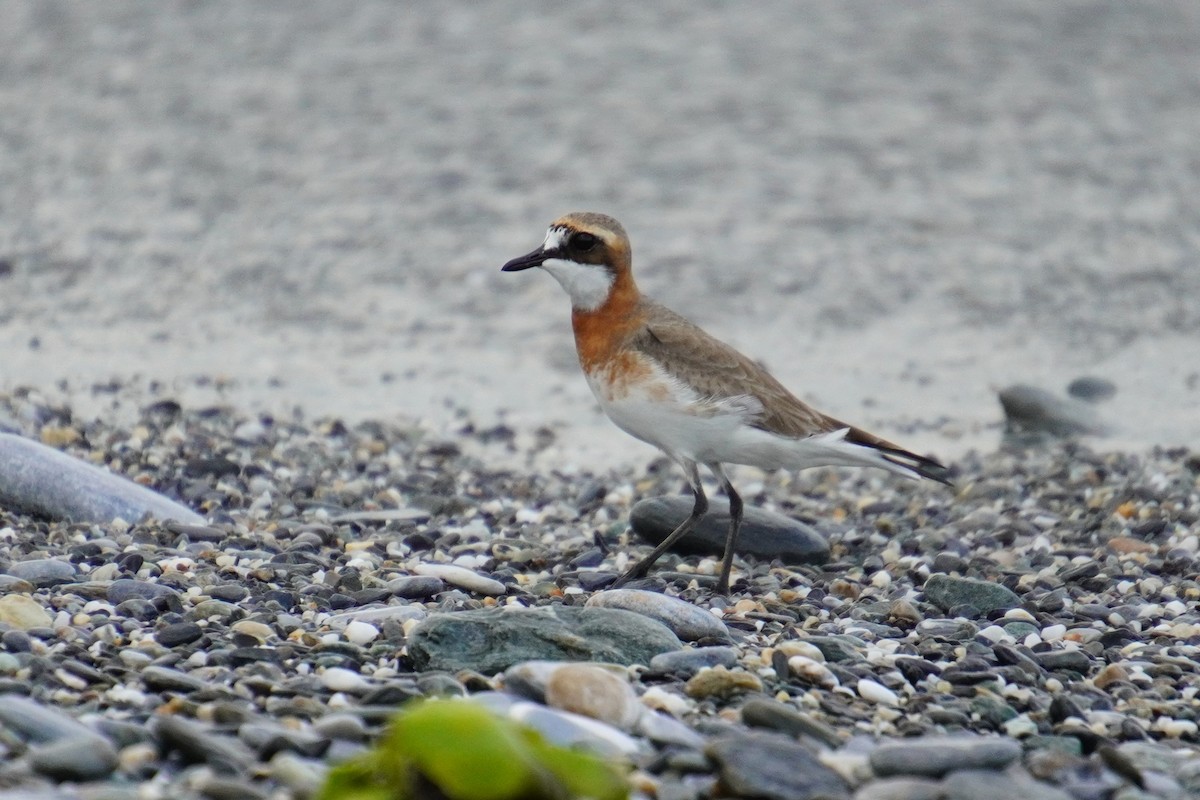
[713,465,743,595]
[613,463,705,587]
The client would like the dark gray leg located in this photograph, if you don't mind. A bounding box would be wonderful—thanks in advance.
[711,464,742,595]
[613,461,705,587]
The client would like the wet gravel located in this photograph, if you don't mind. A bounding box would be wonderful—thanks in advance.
[0,388,1197,799]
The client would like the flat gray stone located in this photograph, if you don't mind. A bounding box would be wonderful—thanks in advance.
[631,495,829,565]
[708,731,850,800]
[407,606,681,674]
[0,432,205,525]
[870,735,1022,778]
[924,574,1022,615]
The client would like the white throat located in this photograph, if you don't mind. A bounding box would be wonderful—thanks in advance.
[540,259,614,311]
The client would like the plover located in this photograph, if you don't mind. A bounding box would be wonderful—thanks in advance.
[502,212,950,594]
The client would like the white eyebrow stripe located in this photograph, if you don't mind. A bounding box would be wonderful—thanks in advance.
[543,227,567,251]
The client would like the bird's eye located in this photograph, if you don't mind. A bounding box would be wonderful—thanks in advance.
[572,232,599,252]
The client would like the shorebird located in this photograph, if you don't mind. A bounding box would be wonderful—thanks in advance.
[502,212,951,594]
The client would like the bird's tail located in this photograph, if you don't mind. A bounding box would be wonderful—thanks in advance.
[841,426,954,486]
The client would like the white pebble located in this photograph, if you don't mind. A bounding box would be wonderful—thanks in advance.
[1003,714,1038,737]
[321,667,370,693]
[789,656,839,689]
[1153,718,1199,738]
[640,686,693,716]
[977,625,1011,643]
[413,563,506,596]
[1041,624,1066,642]
[856,678,899,706]
[343,620,379,646]
[1003,608,1037,623]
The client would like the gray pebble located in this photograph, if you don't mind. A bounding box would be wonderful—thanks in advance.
[586,589,731,642]
[740,697,843,749]
[649,646,739,675]
[854,777,945,800]
[28,734,119,781]
[941,767,1073,800]
[870,735,1022,778]
[107,579,178,604]
[708,731,850,800]
[1066,376,1117,403]
[312,713,368,743]
[4,558,76,587]
[923,574,1022,615]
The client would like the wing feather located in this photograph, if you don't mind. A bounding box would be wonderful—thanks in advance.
[631,302,952,485]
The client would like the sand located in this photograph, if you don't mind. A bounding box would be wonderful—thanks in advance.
[2,1,1198,471]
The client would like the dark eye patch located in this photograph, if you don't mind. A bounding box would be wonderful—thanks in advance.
[572,232,599,252]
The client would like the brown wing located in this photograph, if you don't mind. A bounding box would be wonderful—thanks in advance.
[631,302,836,438]
[632,302,952,484]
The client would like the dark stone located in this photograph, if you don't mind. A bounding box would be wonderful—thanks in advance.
[157,622,204,647]
[150,715,256,772]
[1033,650,1093,674]
[183,457,241,478]
[708,731,850,799]
[387,576,445,599]
[630,495,829,565]
[740,697,843,748]
[28,734,119,781]
[141,665,208,693]
[1066,376,1117,403]
[2,629,32,653]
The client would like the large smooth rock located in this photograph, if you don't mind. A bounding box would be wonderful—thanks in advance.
[407,606,681,674]
[0,432,205,524]
[998,385,1105,438]
[630,495,830,565]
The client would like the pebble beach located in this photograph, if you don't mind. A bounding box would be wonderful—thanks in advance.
[2,2,1199,799]
[0,392,1197,799]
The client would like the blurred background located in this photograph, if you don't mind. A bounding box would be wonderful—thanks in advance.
[1,1,1197,466]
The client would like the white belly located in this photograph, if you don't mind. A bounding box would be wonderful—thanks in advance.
[584,368,792,468]
[583,367,910,475]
